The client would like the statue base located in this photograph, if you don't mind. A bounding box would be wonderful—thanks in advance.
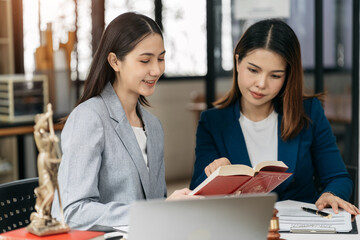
[26,218,70,236]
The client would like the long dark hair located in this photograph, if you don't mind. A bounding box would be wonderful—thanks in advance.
[215,19,313,141]
[77,12,163,107]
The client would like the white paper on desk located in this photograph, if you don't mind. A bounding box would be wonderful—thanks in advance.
[111,225,129,238]
[275,200,352,233]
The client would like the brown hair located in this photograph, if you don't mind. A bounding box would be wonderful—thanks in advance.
[214,19,316,141]
[77,12,163,108]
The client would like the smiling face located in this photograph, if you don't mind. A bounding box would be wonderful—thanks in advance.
[236,48,286,119]
[110,33,165,101]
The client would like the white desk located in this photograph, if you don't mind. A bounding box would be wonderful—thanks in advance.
[280,215,359,240]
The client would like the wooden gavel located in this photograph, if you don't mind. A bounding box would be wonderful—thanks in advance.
[267,208,282,240]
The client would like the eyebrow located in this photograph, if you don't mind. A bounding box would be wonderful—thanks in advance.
[140,50,166,56]
[248,62,285,73]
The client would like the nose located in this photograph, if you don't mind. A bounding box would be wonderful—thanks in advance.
[255,74,266,89]
[150,61,163,77]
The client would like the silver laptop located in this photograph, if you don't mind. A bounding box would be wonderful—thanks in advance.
[129,193,277,240]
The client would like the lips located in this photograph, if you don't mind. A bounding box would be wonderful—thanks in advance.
[250,91,265,99]
[142,80,156,87]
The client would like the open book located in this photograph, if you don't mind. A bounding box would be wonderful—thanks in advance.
[190,161,292,196]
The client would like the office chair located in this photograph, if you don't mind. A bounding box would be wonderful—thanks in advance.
[0,177,38,233]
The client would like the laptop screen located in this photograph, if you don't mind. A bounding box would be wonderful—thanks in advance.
[129,193,277,240]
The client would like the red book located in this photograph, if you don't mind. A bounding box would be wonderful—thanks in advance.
[0,228,104,240]
[190,161,292,196]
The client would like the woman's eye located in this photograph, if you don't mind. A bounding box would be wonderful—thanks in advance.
[271,74,282,79]
[140,60,150,63]
[248,68,257,73]
[158,58,165,62]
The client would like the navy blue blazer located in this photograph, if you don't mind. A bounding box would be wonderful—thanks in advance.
[190,98,352,203]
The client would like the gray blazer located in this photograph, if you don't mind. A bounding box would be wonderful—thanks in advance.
[51,82,167,230]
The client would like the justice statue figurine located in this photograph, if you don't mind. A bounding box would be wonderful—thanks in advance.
[27,103,70,236]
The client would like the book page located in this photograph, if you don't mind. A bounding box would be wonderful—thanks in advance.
[254,160,288,172]
[218,164,255,176]
[275,200,352,233]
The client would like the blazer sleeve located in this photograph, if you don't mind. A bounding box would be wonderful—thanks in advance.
[190,111,222,189]
[53,105,130,230]
[309,98,353,201]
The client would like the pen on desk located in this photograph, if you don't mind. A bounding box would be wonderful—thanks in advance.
[301,207,332,219]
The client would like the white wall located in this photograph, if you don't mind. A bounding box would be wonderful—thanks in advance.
[147,77,233,183]
[147,79,205,182]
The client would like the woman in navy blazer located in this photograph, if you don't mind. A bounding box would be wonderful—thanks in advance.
[190,19,359,215]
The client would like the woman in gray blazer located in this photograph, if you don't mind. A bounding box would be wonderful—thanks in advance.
[51,12,198,231]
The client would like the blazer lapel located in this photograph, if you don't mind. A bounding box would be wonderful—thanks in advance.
[100,83,151,198]
[223,122,252,166]
[222,101,252,166]
[114,120,151,197]
[139,108,161,198]
[276,114,300,192]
